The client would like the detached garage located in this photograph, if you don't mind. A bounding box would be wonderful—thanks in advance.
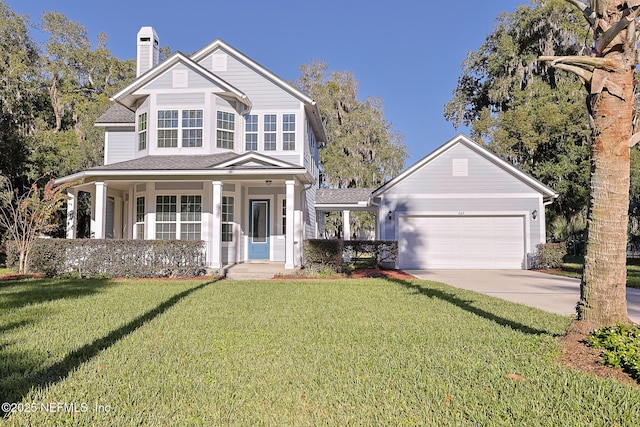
[372,134,557,270]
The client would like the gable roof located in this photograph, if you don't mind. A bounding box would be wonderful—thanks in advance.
[372,134,558,201]
[111,52,251,110]
[315,188,374,211]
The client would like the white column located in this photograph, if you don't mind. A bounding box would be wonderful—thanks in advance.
[210,181,222,269]
[285,180,295,269]
[343,210,351,262]
[66,189,76,239]
[343,210,351,240]
[93,182,106,239]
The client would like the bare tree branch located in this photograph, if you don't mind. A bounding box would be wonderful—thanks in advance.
[629,132,640,147]
[553,63,594,85]
[563,0,596,25]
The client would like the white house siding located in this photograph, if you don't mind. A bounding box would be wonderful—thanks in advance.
[142,63,224,91]
[105,128,135,165]
[198,52,300,110]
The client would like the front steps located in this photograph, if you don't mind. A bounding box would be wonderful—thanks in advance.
[223,262,287,280]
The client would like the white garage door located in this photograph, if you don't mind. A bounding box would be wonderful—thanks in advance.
[398,216,525,269]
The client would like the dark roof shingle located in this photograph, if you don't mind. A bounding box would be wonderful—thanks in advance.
[315,188,372,205]
[95,103,135,124]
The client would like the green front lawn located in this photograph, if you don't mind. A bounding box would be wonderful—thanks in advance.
[1,277,638,425]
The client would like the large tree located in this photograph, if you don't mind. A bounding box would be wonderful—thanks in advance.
[445,0,593,230]
[539,0,638,328]
[296,60,407,238]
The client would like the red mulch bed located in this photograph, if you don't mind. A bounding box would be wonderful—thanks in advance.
[348,268,415,280]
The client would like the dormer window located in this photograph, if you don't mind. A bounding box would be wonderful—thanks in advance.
[157,110,178,147]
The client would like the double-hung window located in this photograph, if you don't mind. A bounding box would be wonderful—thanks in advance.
[264,114,277,150]
[157,110,179,147]
[137,113,147,150]
[222,196,234,242]
[180,195,202,240]
[155,196,177,239]
[216,111,235,149]
[283,114,295,150]
[245,115,258,151]
[182,110,203,147]
[135,197,145,239]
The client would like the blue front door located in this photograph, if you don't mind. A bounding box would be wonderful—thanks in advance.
[248,199,270,259]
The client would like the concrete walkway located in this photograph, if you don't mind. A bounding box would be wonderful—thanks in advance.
[405,270,640,323]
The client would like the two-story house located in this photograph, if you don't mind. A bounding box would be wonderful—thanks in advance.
[56,27,326,270]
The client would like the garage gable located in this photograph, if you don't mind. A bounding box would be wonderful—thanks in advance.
[373,134,558,270]
[373,134,556,200]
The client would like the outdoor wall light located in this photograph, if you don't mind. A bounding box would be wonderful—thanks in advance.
[265,180,272,186]
[532,209,538,220]
[388,210,393,221]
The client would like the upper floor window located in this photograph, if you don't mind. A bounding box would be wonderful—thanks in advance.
[264,114,277,151]
[283,114,295,150]
[157,110,179,148]
[137,113,147,151]
[217,111,235,149]
[182,110,203,147]
[157,109,203,148]
[245,115,258,151]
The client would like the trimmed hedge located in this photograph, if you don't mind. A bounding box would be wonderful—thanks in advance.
[304,239,344,273]
[344,240,398,267]
[6,239,207,278]
[532,242,567,270]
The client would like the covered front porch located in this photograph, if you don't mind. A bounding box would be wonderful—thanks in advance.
[63,175,308,270]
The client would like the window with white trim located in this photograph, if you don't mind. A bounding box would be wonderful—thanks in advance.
[155,195,177,239]
[283,114,295,150]
[222,196,234,242]
[264,114,276,150]
[137,113,147,150]
[216,111,235,149]
[155,195,202,240]
[135,196,145,239]
[281,198,287,235]
[157,110,178,147]
[245,115,258,151]
[182,110,203,147]
[180,195,202,240]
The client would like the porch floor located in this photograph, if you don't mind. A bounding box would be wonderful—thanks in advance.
[223,262,287,280]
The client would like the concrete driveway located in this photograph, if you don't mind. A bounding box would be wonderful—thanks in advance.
[405,270,640,323]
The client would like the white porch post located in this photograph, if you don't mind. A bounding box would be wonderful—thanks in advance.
[66,189,76,239]
[285,180,295,269]
[343,209,351,262]
[210,181,222,269]
[92,182,106,239]
[343,210,351,240]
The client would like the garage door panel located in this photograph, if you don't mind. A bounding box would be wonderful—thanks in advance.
[398,216,525,270]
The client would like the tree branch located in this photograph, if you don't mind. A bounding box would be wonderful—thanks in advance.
[538,55,621,72]
[563,0,596,26]
[553,63,594,85]
[629,132,640,147]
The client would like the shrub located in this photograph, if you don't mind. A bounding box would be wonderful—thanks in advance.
[344,240,398,268]
[589,323,640,381]
[532,242,567,270]
[6,239,207,278]
[304,239,344,273]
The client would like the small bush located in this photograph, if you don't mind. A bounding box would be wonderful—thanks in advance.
[6,239,207,278]
[532,242,567,270]
[304,239,344,273]
[589,323,640,381]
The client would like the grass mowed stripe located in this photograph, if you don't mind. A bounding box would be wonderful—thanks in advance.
[2,278,639,426]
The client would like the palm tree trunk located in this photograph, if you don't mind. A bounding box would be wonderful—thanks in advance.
[578,61,632,326]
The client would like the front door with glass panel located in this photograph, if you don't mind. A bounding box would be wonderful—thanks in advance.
[248,199,270,259]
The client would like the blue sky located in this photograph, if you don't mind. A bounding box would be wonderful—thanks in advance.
[12,0,528,169]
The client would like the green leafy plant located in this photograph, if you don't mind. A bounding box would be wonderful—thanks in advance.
[589,323,640,381]
[532,242,567,270]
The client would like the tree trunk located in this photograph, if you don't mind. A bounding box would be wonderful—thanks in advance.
[577,56,633,326]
